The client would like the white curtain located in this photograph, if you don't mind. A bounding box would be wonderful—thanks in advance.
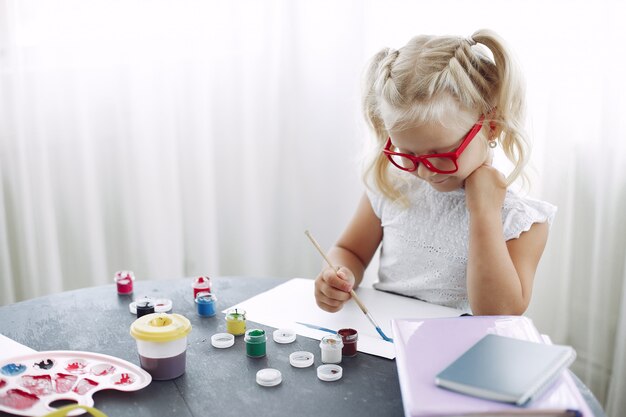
[1,0,624,411]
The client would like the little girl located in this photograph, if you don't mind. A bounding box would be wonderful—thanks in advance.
[314,29,556,315]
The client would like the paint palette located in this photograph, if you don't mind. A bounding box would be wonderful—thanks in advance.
[0,351,151,416]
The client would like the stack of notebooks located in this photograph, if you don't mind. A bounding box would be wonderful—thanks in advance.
[391,316,593,417]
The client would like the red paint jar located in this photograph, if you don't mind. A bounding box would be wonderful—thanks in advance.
[338,328,358,357]
[191,276,211,299]
[114,271,135,295]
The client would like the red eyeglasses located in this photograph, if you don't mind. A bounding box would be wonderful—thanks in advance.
[383,115,485,174]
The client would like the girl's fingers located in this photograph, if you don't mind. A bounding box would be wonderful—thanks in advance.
[323,269,353,293]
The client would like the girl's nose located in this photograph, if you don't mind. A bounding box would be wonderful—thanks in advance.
[415,163,435,180]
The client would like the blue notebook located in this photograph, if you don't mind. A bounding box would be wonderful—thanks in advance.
[435,334,576,406]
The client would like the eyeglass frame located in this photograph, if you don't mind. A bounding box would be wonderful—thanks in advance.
[382,114,486,174]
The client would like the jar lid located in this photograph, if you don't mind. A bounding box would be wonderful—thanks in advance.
[319,334,343,349]
[289,351,314,368]
[129,297,172,314]
[211,333,235,348]
[273,329,296,344]
[130,313,192,342]
[195,292,217,304]
[192,276,211,288]
[317,364,343,382]
[114,270,135,283]
[152,298,173,313]
[256,368,282,387]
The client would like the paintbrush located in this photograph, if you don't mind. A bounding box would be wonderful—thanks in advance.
[304,230,393,343]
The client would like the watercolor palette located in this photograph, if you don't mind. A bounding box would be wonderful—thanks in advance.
[0,351,151,416]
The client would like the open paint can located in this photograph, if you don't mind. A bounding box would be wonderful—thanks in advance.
[225,309,246,336]
[337,328,358,357]
[114,271,135,295]
[130,313,192,380]
[319,334,343,364]
[195,292,217,317]
[191,276,211,299]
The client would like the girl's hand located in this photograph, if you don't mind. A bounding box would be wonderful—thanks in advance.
[314,266,355,312]
[464,165,507,215]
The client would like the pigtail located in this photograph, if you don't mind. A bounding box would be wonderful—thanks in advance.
[361,48,406,203]
[471,29,530,187]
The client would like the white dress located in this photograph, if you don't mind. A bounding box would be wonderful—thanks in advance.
[366,178,557,313]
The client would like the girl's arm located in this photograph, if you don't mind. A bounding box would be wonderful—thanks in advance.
[465,166,549,315]
[314,193,383,312]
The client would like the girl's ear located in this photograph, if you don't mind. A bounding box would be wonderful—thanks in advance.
[489,120,498,138]
[487,107,499,139]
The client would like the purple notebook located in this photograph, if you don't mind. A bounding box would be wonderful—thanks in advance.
[391,316,594,417]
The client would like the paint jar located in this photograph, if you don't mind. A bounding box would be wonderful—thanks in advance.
[319,334,343,364]
[191,276,211,299]
[114,271,135,295]
[225,309,246,336]
[130,313,192,380]
[136,300,155,318]
[195,292,217,317]
[337,328,358,357]
[244,329,267,358]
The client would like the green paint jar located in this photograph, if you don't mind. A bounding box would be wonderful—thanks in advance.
[245,329,267,358]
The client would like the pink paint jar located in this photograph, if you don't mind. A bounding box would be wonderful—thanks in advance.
[114,271,135,295]
[191,276,211,299]
[338,328,358,357]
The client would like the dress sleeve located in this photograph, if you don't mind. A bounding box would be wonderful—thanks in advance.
[502,195,557,241]
[365,187,384,219]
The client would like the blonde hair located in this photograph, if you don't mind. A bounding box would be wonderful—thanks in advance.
[362,29,529,201]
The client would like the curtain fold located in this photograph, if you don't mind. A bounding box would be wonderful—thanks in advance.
[1,0,625,410]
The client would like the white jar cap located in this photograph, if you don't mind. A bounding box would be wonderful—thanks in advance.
[317,364,343,382]
[273,328,296,344]
[129,297,172,314]
[211,333,235,349]
[289,351,314,368]
[256,368,282,387]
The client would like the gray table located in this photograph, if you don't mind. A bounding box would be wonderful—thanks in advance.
[0,277,606,417]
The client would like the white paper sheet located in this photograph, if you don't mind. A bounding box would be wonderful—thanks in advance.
[0,334,36,362]
[224,278,462,359]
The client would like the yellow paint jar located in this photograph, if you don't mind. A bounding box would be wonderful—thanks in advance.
[225,308,246,336]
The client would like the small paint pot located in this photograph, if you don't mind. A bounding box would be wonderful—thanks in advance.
[225,309,246,336]
[244,329,267,358]
[129,297,173,315]
[319,334,343,364]
[130,313,192,381]
[136,300,155,318]
[191,276,211,299]
[114,271,135,295]
[337,328,358,357]
[195,292,217,317]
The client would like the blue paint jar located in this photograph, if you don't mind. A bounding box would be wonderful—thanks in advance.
[195,292,217,317]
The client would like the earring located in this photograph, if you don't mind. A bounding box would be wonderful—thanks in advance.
[489,140,497,149]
